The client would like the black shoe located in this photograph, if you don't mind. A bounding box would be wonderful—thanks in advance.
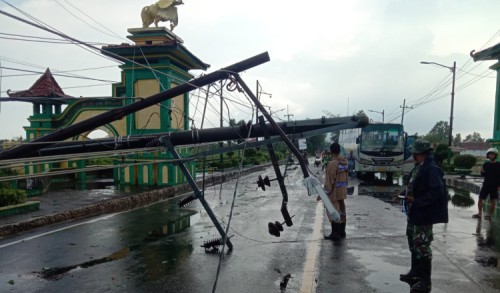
[411,279,431,292]
[411,258,432,292]
[340,222,346,238]
[400,275,420,284]
[400,271,420,286]
[324,222,334,239]
[401,277,420,286]
[324,223,341,241]
[400,253,420,284]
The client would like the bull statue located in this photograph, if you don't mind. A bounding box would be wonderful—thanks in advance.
[141,0,184,31]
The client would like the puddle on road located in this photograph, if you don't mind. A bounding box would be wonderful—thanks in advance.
[448,188,500,252]
[350,248,408,292]
[34,207,199,281]
[449,188,475,208]
[357,183,402,204]
[475,256,498,267]
[145,210,198,241]
[35,245,139,280]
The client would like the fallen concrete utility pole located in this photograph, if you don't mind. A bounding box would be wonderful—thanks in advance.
[9,116,367,159]
[0,52,270,160]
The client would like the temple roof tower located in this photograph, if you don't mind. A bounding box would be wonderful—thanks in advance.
[8,68,69,98]
[8,68,70,141]
[101,27,208,135]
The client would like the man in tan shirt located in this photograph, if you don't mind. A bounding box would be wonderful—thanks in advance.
[323,142,349,241]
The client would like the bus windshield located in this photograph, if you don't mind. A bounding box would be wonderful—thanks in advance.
[360,124,404,154]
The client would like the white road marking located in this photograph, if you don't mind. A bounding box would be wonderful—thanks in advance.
[0,213,117,249]
[300,201,324,293]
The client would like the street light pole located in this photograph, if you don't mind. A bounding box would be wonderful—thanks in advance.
[449,61,456,147]
[255,80,272,124]
[420,61,456,147]
[256,80,260,125]
[284,104,294,121]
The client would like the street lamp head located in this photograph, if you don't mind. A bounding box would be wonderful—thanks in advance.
[420,59,456,148]
[419,60,454,71]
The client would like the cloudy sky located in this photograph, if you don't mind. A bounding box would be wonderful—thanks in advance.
[0,0,499,141]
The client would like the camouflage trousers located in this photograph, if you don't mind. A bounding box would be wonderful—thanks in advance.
[406,223,433,260]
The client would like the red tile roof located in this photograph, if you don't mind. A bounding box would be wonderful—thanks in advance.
[456,142,490,151]
[8,68,70,98]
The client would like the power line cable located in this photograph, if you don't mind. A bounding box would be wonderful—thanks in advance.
[211,96,254,293]
[457,68,495,79]
[0,66,118,83]
[0,1,120,65]
[0,35,107,45]
[386,28,500,124]
[63,0,124,40]
[0,3,244,108]
[53,0,123,41]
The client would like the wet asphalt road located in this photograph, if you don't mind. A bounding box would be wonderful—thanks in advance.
[1,162,500,292]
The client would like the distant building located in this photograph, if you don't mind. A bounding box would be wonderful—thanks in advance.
[472,42,500,149]
[455,142,490,157]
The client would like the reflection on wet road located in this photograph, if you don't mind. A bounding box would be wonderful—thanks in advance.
[1,166,500,292]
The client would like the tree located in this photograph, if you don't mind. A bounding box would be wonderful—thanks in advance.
[323,111,341,143]
[229,119,247,144]
[306,134,327,153]
[433,143,451,166]
[453,133,462,146]
[423,121,449,144]
[0,169,26,207]
[463,132,484,143]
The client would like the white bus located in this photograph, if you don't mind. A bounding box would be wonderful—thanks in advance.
[340,123,414,182]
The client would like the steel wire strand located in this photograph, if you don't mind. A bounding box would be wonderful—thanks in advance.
[0,5,222,93]
[211,97,255,293]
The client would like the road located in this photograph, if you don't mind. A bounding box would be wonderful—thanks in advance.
[1,161,500,292]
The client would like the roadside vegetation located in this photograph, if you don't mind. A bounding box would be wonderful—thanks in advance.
[0,169,26,207]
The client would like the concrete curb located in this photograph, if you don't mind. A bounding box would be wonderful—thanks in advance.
[0,201,40,217]
[445,176,481,194]
[0,164,269,238]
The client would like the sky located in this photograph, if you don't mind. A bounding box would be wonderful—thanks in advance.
[0,0,499,141]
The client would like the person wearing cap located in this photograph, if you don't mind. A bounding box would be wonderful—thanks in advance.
[323,142,349,241]
[401,139,448,292]
[473,148,500,220]
[398,161,420,285]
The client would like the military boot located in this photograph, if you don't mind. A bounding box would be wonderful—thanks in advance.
[340,222,346,239]
[411,258,432,292]
[324,222,335,240]
[400,253,420,285]
[324,222,341,241]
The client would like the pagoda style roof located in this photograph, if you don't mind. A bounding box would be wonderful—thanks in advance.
[472,42,500,61]
[8,68,70,98]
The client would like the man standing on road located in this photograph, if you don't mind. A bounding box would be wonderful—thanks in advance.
[399,161,420,286]
[472,148,500,220]
[403,139,448,292]
[323,142,349,241]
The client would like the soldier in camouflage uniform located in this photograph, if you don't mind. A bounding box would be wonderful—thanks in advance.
[400,139,448,292]
[399,162,420,285]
